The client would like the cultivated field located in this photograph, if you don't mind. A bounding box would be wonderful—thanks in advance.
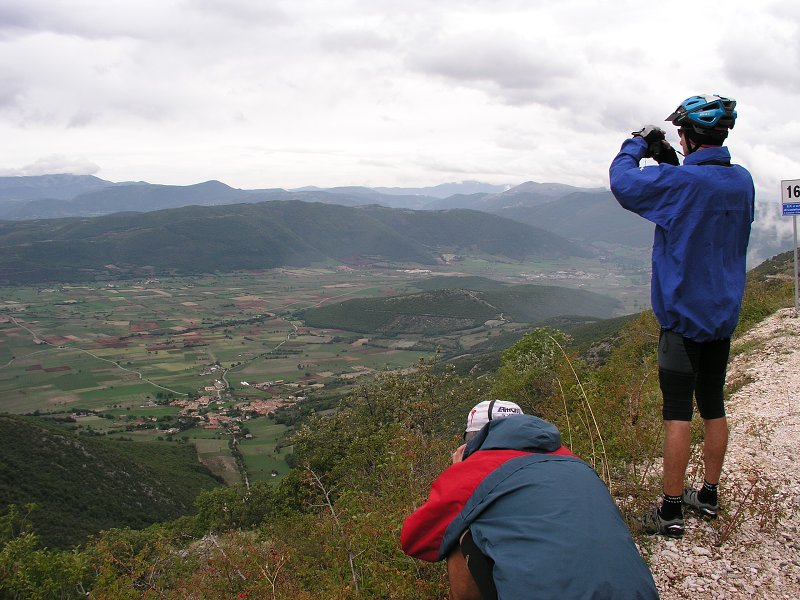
[0,268,430,411]
[0,259,649,482]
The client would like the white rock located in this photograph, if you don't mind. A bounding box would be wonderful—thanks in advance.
[647,310,800,599]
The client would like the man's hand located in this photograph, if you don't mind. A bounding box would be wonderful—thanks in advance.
[632,125,666,144]
[452,444,467,464]
[653,144,680,166]
[632,125,680,164]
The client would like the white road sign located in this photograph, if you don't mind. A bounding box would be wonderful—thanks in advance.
[781,179,800,215]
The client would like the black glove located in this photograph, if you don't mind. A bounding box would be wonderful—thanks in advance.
[654,145,680,166]
[632,125,679,165]
[632,125,665,157]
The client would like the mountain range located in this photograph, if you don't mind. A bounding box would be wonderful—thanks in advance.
[0,174,788,270]
[0,175,510,218]
[0,174,657,266]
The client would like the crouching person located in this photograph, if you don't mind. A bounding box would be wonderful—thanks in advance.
[401,401,659,599]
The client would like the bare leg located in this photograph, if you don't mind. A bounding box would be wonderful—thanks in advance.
[701,417,728,484]
[663,420,691,497]
[447,549,482,600]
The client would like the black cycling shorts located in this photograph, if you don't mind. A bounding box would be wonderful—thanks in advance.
[460,529,497,600]
[658,329,730,421]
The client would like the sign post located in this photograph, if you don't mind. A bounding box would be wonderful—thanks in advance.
[780,179,800,313]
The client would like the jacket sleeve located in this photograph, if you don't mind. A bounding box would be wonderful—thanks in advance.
[609,136,682,229]
[400,450,531,561]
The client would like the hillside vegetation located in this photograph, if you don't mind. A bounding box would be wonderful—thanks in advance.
[0,251,794,599]
[0,415,222,549]
[300,283,620,334]
[410,275,508,291]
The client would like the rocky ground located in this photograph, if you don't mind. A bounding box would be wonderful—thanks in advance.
[647,308,800,599]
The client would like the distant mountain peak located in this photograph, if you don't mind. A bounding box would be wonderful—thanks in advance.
[503,181,604,196]
[192,180,235,190]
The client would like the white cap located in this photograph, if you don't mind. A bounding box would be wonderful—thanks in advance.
[465,400,524,433]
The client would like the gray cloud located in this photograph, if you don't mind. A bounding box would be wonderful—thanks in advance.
[0,4,38,34]
[319,29,396,54]
[183,0,289,24]
[67,108,101,128]
[724,40,800,91]
[748,198,795,266]
[0,75,24,109]
[408,32,579,106]
[721,3,800,91]
[0,1,141,40]
[0,0,289,45]
[767,0,800,20]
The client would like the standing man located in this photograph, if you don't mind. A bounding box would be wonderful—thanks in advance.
[401,400,659,599]
[609,95,755,537]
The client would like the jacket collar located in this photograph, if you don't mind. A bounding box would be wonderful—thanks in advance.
[683,145,731,166]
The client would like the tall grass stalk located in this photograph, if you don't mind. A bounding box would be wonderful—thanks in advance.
[555,377,574,450]
[549,335,611,488]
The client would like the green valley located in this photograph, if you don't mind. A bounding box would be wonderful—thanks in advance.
[0,259,646,487]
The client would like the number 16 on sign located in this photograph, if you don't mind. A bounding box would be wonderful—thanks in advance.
[781,179,800,312]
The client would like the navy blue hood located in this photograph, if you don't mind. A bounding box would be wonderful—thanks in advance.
[463,415,561,459]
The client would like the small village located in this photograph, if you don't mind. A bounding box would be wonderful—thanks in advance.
[66,385,305,437]
[65,365,311,438]
[166,387,305,435]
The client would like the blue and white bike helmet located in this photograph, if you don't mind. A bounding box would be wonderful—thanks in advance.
[665,94,737,136]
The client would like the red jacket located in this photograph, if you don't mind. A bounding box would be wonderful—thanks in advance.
[402,445,576,561]
[400,417,659,599]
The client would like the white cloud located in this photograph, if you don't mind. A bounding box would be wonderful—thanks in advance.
[0,155,100,176]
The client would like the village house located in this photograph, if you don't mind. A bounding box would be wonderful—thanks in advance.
[170,395,213,415]
[237,396,298,417]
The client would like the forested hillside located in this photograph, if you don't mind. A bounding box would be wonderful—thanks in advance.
[0,201,587,284]
[0,415,222,549]
[301,283,620,334]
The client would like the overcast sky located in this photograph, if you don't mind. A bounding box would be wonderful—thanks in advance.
[1,0,798,208]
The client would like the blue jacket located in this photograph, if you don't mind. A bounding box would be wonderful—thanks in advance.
[402,416,659,599]
[610,137,754,341]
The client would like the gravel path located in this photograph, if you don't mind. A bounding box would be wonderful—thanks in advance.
[647,308,800,599]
